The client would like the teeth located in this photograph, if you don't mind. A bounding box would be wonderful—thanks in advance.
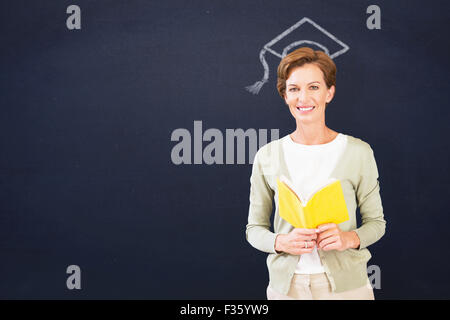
[297,106,314,111]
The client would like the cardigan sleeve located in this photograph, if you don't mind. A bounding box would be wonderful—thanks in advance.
[245,152,278,254]
[353,145,386,250]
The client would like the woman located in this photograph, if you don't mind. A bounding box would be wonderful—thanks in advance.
[246,47,386,300]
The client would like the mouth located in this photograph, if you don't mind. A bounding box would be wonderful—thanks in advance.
[296,106,315,113]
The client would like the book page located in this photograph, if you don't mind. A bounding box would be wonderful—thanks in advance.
[279,175,337,206]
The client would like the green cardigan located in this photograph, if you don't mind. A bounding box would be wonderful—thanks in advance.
[246,134,386,294]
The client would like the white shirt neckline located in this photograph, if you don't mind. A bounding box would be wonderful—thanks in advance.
[286,132,344,150]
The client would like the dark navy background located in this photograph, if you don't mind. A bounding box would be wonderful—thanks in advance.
[1,0,449,299]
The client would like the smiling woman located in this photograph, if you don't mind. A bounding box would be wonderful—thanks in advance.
[277,47,337,144]
[284,65,335,130]
[246,47,386,300]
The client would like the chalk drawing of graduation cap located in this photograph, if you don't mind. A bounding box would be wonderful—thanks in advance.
[246,17,350,95]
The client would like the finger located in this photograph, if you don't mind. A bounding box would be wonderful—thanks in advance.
[322,242,341,251]
[294,228,318,235]
[316,229,338,243]
[293,240,316,248]
[295,234,317,241]
[293,231,318,241]
[291,242,315,255]
[318,235,338,249]
[306,241,316,248]
[299,241,316,248]
[316,223,337,233]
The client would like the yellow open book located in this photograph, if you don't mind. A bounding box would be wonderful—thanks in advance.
[277,177,349,229]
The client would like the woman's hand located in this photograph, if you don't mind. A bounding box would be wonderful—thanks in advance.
[316,223,360,251]
[275,228,318,255]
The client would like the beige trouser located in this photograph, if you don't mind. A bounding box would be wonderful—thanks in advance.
[267,273,375,300]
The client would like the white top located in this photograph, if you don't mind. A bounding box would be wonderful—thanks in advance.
[281,132,348,274]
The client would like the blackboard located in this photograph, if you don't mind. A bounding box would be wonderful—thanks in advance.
[1,0,449,299]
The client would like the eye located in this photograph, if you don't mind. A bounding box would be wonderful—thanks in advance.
[288,87,299,92]
[310,85,319,90]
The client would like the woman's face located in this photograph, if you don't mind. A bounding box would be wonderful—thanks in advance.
[284,63,335,125]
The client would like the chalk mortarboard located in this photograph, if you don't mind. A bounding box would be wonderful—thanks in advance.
[246,17,350,94]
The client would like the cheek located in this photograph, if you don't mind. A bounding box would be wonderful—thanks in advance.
[319,92,329,103]
[287,95,298,104]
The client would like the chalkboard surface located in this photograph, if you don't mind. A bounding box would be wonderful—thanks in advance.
[1,0,449,299]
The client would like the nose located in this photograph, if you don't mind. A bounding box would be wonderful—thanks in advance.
[297,89,309,104]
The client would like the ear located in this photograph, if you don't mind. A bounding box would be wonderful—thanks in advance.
[326,85,335,103]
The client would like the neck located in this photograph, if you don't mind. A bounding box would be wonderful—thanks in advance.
[290,122,336,145]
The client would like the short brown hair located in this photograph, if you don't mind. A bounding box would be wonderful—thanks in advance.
[277,47,336,99]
